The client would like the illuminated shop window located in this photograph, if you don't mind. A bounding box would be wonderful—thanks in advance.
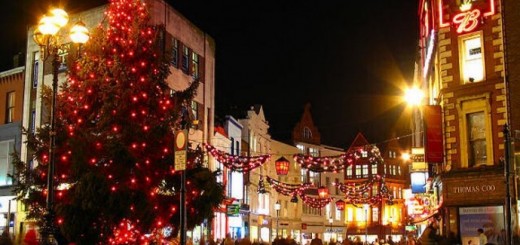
[460,33,484,83]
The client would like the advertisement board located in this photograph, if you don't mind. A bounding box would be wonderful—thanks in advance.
[459,206,505,245]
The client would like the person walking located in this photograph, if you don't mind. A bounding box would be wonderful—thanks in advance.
[311,235,324,245]
[418,219,442,245]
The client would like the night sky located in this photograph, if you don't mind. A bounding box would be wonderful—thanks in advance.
[0,0,419,148]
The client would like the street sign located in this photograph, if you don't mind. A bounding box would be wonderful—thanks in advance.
[174,129,188,170]
[226,204,240,217]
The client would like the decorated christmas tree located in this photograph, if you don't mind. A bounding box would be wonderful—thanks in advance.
[13,0,224,244]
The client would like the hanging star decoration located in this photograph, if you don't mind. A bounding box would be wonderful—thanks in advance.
[294,144,383,172]
[204,143,271,172]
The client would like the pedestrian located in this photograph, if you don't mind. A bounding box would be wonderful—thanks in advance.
[285,235,297,245]
[310,235,324,245]
[239,236,252,245]
[418,219,442,245]
[478,228,488,245]
[224,234,235,245]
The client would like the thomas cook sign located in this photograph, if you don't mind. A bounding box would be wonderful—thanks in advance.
[444,175,505,206]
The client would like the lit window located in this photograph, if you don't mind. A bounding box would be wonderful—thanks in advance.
[6,92,15,123]
[362,165,368,178]
[346,165,353,178]
[191,52,199,79]
[0,140,15,186]
[309,148,319,157]
[460,33,484,83]
[355,166,362,178]
[361,150,368,158]
[190,101,198,127]
[371,164,377,176]
[372,207,379,222]
[467,111,487,166]
[296,144,305,153]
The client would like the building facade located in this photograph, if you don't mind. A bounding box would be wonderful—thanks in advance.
[416,0,519,243]
[0,67,24,236]
[291,104,345,244]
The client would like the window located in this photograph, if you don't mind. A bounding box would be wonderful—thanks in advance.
[309,171,319,185]
[303,127,312,139]
[346,165,353,179]
[182,46,190,73]
[372,207,379,222]
[296,144,305,153]
[191,52,199,79]
[355,166,362,178]
[460,33,484,83]
[371,164,377,176]
[301,169,308,183]
[458,97,493,167]
[361,150,368,158]
[32,52,39,88]
[309,148,319,157]
[372,184,378,196]
[235,141,240,155]
[0,140,15,186]
[6,92,15,123]
[230,137,234,154]
[467,111,487,166]
[172,38,179,67]
[397,166,401,176]
[191,101,198,121]
[30,110,36,133]
[362,165,368,178]
[335,178,339,195]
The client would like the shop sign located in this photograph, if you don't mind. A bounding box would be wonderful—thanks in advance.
[445,176,505,205]
[226,204,240,217]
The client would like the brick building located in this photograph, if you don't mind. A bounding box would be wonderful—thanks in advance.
[416,0,520,243]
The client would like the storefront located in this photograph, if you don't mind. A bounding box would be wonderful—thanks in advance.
[249,214,271,243]
[438,169,511,244]
[0,196,15,234]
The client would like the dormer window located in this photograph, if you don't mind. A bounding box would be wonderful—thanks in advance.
[361,150,368,158]
[303,127,312,139]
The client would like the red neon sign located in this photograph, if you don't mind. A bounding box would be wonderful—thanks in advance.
[453,9,481,33]
[438,0,495,29]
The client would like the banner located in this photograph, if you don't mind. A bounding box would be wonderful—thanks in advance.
[423,105,444,163]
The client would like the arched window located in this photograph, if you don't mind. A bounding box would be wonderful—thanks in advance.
[303,127,312,139]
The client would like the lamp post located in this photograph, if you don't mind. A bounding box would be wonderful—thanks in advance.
[363,204,369,245]
[33,8,89,245]
[388,216,393,242]
[329,217,333,242]
[275,200,281,239]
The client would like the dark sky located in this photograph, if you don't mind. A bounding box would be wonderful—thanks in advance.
[0,0,419,148]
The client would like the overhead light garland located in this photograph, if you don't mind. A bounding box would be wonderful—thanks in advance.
[294,144,383,172]
[265,176,312,196]
[204,143,271,172]
[335,175,394,206]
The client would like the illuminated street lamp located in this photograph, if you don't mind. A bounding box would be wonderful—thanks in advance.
[404,87,424,107]
[33,8,89,245]
[275,200,281,238]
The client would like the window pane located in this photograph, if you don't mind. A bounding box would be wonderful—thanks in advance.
[462,36,484,83]
[467,112,487,166]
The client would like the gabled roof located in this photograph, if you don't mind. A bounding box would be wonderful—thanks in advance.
[347,132,370,150]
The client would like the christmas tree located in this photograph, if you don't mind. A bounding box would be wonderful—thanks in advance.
[13,0,224,244]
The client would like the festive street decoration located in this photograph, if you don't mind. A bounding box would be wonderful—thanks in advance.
[318,186,329,198]
[257,176,267,194]
[12,0,225,243]
[294,145,383,172]
[335,175,394,206]
[265,176,311,196]
[335,199,345,211]
[298,192,333,208]
[204,143,271,172]
[275,156,290,175]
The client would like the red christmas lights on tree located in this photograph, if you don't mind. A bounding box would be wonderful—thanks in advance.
[13,0,223,243]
